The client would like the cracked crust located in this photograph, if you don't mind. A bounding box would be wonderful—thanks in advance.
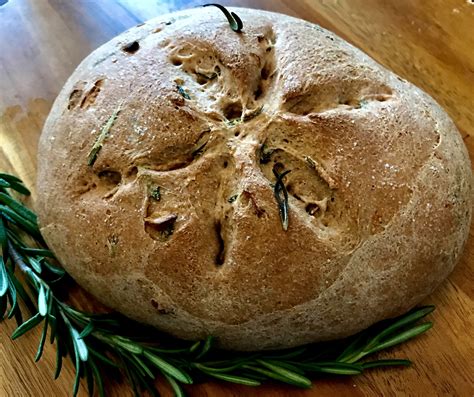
[36,7,473,350]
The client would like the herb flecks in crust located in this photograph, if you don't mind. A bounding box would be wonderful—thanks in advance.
[177,85,191,100]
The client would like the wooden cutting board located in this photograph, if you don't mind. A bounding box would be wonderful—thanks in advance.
[1,0,473,396]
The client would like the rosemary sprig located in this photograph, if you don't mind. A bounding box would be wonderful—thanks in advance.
[203,4,243,33]
[272,163,291,231]
[0,172,436,396]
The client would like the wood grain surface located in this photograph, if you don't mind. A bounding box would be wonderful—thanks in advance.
[1,0,473,396]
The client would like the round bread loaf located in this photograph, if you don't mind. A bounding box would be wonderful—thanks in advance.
[37,7,473,350]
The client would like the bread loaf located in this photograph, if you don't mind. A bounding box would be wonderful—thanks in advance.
[37,7,473,350]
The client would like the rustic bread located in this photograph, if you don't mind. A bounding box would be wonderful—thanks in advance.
[36,7,473,350]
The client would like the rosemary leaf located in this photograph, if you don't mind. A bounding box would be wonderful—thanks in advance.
[272,165,291,231]
[189,340,201,353]
[54,336,63,379]
[0,217,8,255]
[206,371,261,386]
[193,362,246,373]
[5,180,31,196]
[0,295,7,320]
[72,342,81,397]
[21,247,55,257]
[71,326,89,361]
[367,306,435,348]
[35,310,50,362]
[242,364,309,388]
[195,335,214,360]
[255,359,312,388]
[362,359,411,369]
[9,274,37,314]
[203,4,243,32]
[79,322,95,339]
[0,192,37,224]
[38,284,48,316]
[87,105,122,166]
[85,363,95,397]
[0,257,8,297]
[89,359,106,397]
[42,260,66,277]
[88,348,121,368]
[162,372,186,397]
[7,280,18,319]
[0,173,22,183]
[366,322,433,355]
[131,355,155,379]
[11,312,43,339]
[143,350,193,384]
[0,205,40,238]
[110,335,143,354]
[263,346,307,360]
[177,85,191,100]
[28,257,42,274]
[299,362,362,375]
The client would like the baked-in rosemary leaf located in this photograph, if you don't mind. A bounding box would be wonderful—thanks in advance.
[203,4,243,32]
[272,165,291,231]
[177,85,191,100]
[87,105,122,166]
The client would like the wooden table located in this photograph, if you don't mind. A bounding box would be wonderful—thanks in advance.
[1,0,473,396]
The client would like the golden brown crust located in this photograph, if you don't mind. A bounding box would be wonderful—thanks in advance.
[36,7,473,350]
